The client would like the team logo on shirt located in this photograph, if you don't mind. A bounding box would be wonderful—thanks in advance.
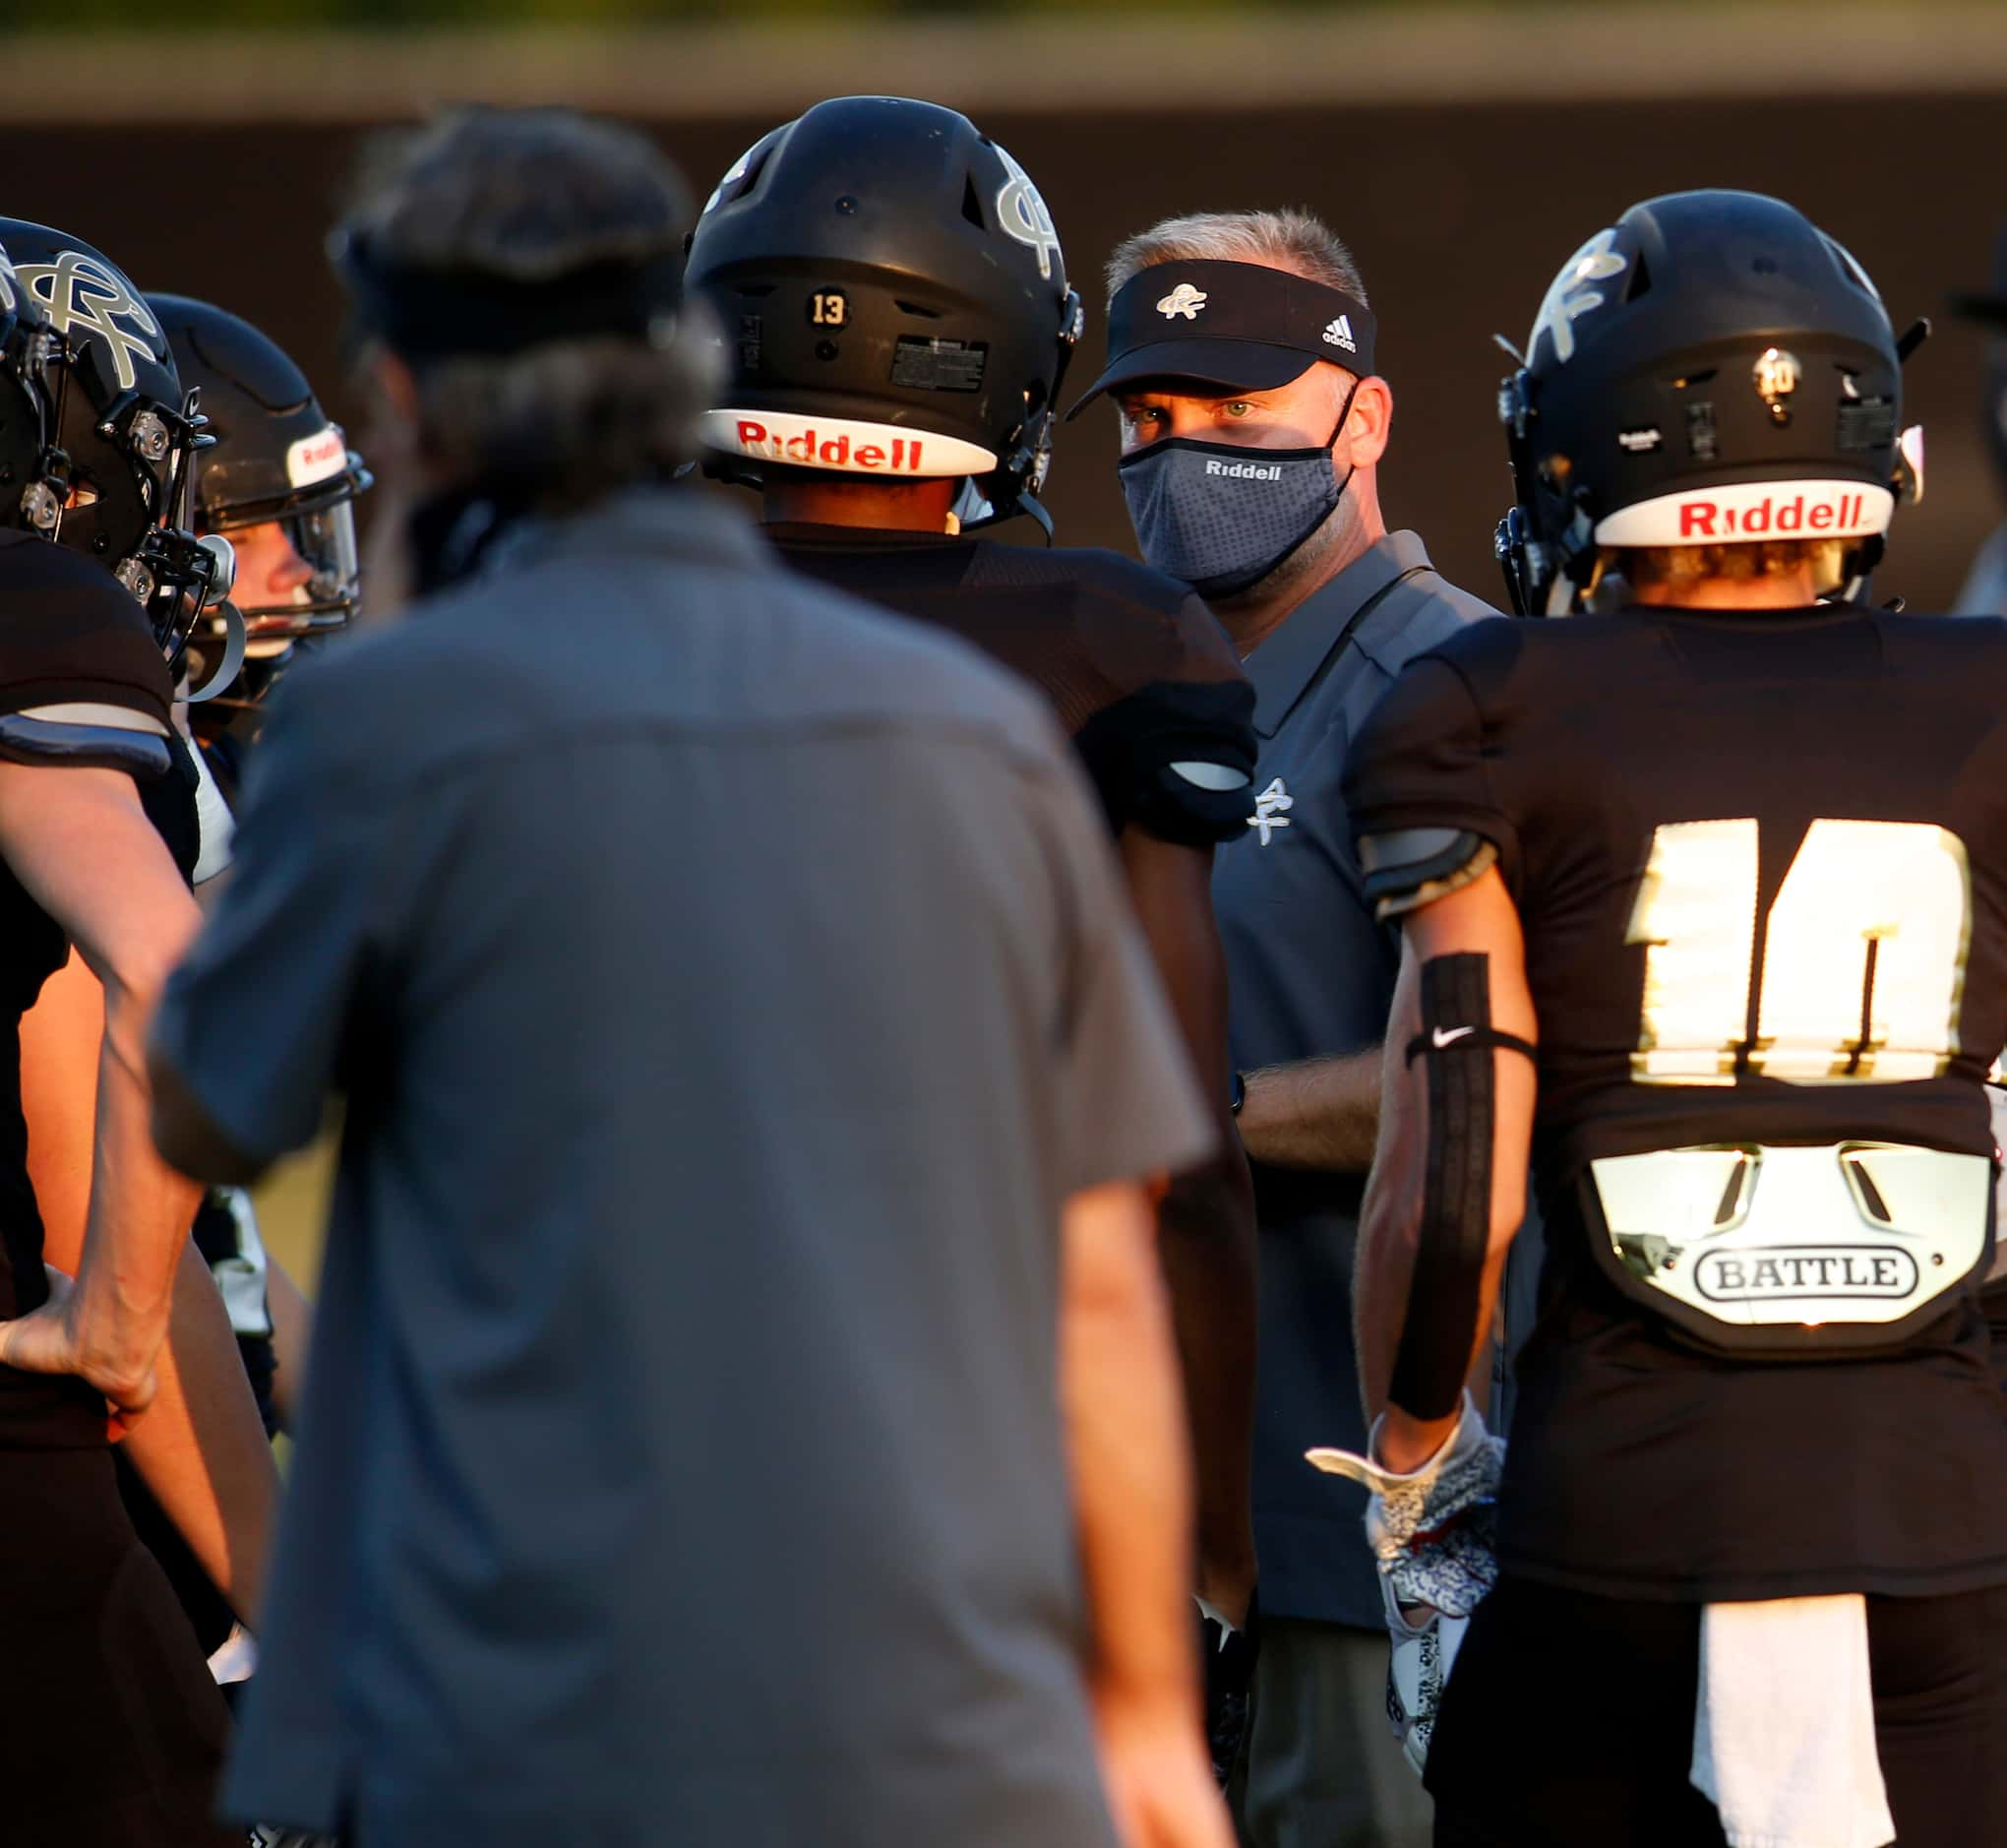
[13,250,161,393]
[1247,776,1293,845]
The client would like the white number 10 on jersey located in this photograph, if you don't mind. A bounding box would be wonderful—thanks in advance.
[1626,818,1972,1084]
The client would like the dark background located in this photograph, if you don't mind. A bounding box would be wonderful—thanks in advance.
[11,92,2002,610]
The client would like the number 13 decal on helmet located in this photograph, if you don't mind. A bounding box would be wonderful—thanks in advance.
[1626,818,1970,1083]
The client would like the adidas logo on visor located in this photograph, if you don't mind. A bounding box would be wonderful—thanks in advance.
[1322,316,1357,352]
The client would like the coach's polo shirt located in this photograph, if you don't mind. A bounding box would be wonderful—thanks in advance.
[156,487,1212,1846]
[1212,529,1496,1628]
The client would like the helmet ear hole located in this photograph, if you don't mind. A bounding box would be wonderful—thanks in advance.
[1625,254,1653,303]
[960,175,986,231]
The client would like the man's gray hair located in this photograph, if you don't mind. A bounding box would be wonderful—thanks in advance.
[339,108,718,507]
[1105,208,1368,308]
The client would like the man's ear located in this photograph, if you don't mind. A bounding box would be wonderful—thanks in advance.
[1341,375,1394,471]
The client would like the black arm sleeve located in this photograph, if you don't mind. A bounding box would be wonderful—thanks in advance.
[1389,954,1500,1422]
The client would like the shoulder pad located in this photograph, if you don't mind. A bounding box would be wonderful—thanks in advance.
[0,705,171,778]
[1359,828,1497,919]
[1082,677,1258,846]
[1135,756,1256,846]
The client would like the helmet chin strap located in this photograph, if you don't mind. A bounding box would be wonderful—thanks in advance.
[956,477,1056,543]
[185,599,247,704]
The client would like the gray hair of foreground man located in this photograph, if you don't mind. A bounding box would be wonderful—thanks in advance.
[336,108,717,507]
[1104,207,1370,307]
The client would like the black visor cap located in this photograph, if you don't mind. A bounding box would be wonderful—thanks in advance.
[1066,258,1375,418]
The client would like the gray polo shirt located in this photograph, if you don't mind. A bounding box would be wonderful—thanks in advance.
[1212,529,1496,1628]
[155,488,1212,1846]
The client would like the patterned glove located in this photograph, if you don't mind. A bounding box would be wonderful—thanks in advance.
[1306,1394,1504,1772]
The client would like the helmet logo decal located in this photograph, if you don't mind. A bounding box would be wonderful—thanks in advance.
[1529,229,1627,365]
[702,141,759,217]
[704,408,998,478]
[1753,346,1801,425]
[286,426,349,489]
[994,147,1063,282]
[1157,282,1208,322]
[15,251,160,392]
[1594,479,1894,548]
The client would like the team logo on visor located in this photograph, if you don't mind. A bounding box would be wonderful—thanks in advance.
[15,251,161,393]
[1157,282,1208,321]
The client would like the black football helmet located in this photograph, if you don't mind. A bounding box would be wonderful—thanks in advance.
[1495,190,1922,615]
[152,295,370,654]
[684,95,1082,533]
[0,219,231,673]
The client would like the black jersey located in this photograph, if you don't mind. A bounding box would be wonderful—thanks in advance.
[768,526,1256,844]
[0,533,174,1447]
[1345,602,2007,1601]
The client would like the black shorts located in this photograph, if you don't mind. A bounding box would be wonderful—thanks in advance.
[1428,1574,2007,1848]
[0,1444,238,1847]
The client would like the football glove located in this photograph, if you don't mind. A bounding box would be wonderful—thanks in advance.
[1306,1394,1503,1774]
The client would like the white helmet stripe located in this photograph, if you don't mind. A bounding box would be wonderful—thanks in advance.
[1593,479,1894,547]
[703,409,996,478]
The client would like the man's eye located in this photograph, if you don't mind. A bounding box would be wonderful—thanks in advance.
[1223,401,1253,418]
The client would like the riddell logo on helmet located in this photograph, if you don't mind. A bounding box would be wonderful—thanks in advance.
[735,418,929,472]
[1593,479,1895,548]
[286,426,348,489]
[702,410,999,478]
[1677,491,1869,538]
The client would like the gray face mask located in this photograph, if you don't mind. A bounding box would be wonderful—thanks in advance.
[1118,382,1360,598]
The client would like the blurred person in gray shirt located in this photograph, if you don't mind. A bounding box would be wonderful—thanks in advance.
[149,108,1232,1848]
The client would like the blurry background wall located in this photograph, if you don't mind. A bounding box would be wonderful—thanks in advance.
[10,7,2006,619]
[7,3,2004,1275]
